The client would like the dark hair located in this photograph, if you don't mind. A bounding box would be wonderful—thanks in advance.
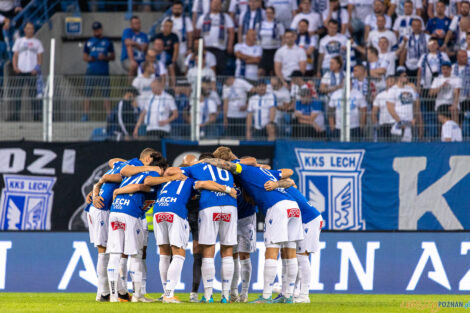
[130,15,139,21]
[328,19,339,26]
[164,19,173,24]
[299,19,310,26]
[150,153,169,169]
[354,63,366,70]
[429,37,439,43]
[285,29,296,35]
[332,55,343,68]
[173,1,184,6]
[124,86,139,96]
[437,104,452,119]
[404,0,413,3]
[199,152,215,160]
[368,46,379,56]
[437,0,447,5]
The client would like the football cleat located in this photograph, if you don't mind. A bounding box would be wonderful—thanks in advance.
[239,294,248,303]
[273,294,284,301]
[200,296,214,303]
[189,292,199,303]
[97,294,110,302]
[163,296,182,304]
[131,296,156,303]
[220,296,229,304]
[284,296,294,304]
[156,295,164,302]
[294,295,311,303]
[249,296,273,304]
[272,295,288,303]
[118,292,131,302]
[229,294,240,303]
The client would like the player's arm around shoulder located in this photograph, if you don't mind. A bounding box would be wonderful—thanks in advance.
[143,172,186,186]
[108,158,126,168]
[194,180,237,199]
[113,184,151,200]
[199,158,241,174]
[120,165,162,177]
[264,178,295,191]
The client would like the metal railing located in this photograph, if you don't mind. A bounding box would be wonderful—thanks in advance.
[1,74,469,142]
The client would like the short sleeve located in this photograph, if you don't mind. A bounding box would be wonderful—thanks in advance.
[449,16,459,32]
[84,40,90,54]
[37,40,44,54]
[273,48,282,62]
[455,77,462,89]
[181,166,193,178]
[225,14,234,28]
[122,28,132,40]
[234,43,242,54]
[208,100,217,113]
[12,38,20,52]
[132,77,139,89]
[222,85,229,99]
[442,122,452,140]
[319,39,325,54]
[254,46,263,57]
[298,48,307,61]
[192,0,199,12]
[186,17,194,32]
[168,95,177,111]
[196,15,204,30]
[241,79,253,91]
[107,40,114,53]
[430,77,440,89]
[247,98,255,112]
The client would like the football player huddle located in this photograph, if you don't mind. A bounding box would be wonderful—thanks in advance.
[84,146,323,304]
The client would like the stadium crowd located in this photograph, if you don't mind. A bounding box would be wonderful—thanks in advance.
[5,0,470,141]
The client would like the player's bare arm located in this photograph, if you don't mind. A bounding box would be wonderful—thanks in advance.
[194,180,237,199]
[120,165,162,177]
[108,158,126,168]
[280,168,294,178]
[86,191,93,204]
[143,173,187,186]
[113,184,151,200]
[99,174,123,184]
[200,158,240,174]
[264,178,295,191]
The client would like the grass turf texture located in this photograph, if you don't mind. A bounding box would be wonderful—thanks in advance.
[0,293,468,313]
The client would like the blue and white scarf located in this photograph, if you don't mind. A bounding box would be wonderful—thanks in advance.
[202,13,226,42]
[408,33,427,60]
[330,71,345,87]
[455,64,470,97]
[242,8,263,35]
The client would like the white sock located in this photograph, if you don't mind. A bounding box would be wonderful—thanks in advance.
[294,268,301,298]
[230,257,240,295]
[107,253,121,301]
[118,257,128,294]
[129,255,143,298]
[159,255,171,292]
[240,258,252,296]
[281,258,287,295]
[297,254,311,297]
[141,259,147,295]
[262,258,278,299]
[285,258,298,298]
[221,256,234,299]
[97,253,110,296]
[165,255,185,297]
[201,258,215,299]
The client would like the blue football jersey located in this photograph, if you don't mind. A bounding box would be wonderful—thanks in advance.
[235,164,294,215]
[98,161,126,210]
[84,203,91,212]
[125,158,144,167]
[235,186,257,219]
[111,171,160,218]
[286,187,321,224]
[154,178,196,219]
[181,163,236,210]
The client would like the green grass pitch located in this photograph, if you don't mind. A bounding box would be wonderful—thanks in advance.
[0,293,469,313]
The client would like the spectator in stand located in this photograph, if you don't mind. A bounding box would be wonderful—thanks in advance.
[106,86,140,141]
[290,0,323,36]
[389,0,422,17]
[81,22,114,122]
[465,32,470,58]
[192,0,212,29]
[196,0,235,74]
[401,19,430,78]
[372,75,396,140]
[132,61,155,110]
[274,29,307,85]
[195,85,218,138]
[430,61,461,122]
[386,67,423,141]
[294,88,325,138]
[121,16,148,77]
[452,50,470,110]
[234,29,262,81]
[0,0,21,18]
[317,20,348,76]
[173,79,192,137]
[133,78,178,139]
[152,38,169,69]
[161,1,194,74]
[367,15,397,51]
[10,21,43,121]
[426,0,451,46]
[187,54,216,102]
[364,0,392,39]
[228,0,249,32]
[246,79,277,141]
[0,14,10,61]
[258,6,285,76]
[296,19,318,76]
[438,105,463,141]
[417,37,450,95]
[428,0,460,19]
[290,70,317,100]
[328,80,367,139]
[269,76,292,137]
[185,38,217,73]
[137,48,167,81]
[152,19,179,86]
[223,75,254,137]
[238,0,265,41]
[320,55,345,96]
[351,63,376,101]
[265,0,298,29]
[322,0,349,35]
[348,0,374,41]
[393,0,424,42]
[444,1,470,52]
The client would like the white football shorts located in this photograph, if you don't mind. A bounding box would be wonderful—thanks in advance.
[154,212,190,248]
[297,215,323,254]
[264,200,304,245]
[234,213,256,254]
[198,205,237,246]
[87,205,109,248]
[106,212,144,256]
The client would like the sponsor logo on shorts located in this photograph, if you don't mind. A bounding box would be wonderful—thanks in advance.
[156,213,174,223]
[213,213,231,222]
[111,221,126,230]
[287,208,301,218]
[320,220,324,229]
